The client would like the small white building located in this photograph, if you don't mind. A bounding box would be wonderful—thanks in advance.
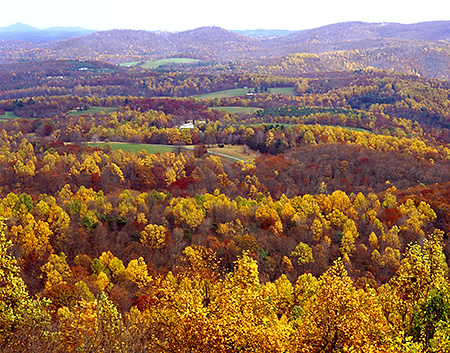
[179,122,195,129]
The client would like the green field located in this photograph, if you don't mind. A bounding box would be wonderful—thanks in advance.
[87,142,255,162]
[88,142,175,154]
[119,61,140,67]
[121,58,200,69]
[270,87,297,95]
[197,87,296,99]
[67,106,118,116]
[210,106,263,114]
[197,88,251,99]
[0,111,20,119]
[143,58,200,69]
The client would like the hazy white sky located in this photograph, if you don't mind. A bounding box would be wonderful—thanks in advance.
[3,0,450,31]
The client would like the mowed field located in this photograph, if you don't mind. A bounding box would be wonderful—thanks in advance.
[197,87,297,99]
[207,144,259,162]
[86,142,257,162]
[209,106,262,114]
[197,88,251,99]
[0,111,20,119]
[67,107,119,116]
[120,58,200,69]
[270,87,297,95]
[87,142,175,154]
[141,58,200,69]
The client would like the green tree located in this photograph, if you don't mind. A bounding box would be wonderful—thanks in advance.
[381,230,449,348]
[410,283,450,350]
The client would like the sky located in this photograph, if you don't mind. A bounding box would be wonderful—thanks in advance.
[3,0,450,32]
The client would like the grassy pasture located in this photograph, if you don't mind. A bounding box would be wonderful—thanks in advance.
[87,142,256,162]
[210,106,263,114]
[196,88,250,99]
[197,87,296,99]
[119,58,201,69]
[207,145,258,162]
[142,58,200,69]
[119,61,140,67]
[0,111,20,119]
[87,142,175,154]
[270,87,297,95]
[67,107,119,116]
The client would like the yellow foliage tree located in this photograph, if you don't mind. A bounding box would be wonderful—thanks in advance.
[126,257,152,289]
[168,197,205,230]
[140,224,167,249]
[291,242,314,265]
[41,252,73,290]
[293,259,391,351]
[255,203,283,236]
[58,294,128,352]
[0,221,51,348]
[10,215,53,259]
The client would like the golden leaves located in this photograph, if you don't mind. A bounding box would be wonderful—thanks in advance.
[125,257,152,289]
[140,224,167,249]
[168,197,205,230]
[291,242,314,265]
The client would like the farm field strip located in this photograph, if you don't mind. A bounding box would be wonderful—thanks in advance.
[209,106,263,114]
[197,87,296,99]
[120,58,200,69]
[86,142,175,154]
[67,106,119,116]
[0,111,20,119]
[86,142,255,162]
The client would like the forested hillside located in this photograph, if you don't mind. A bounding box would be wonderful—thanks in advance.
[1,21,450,352]
[1,21,450,78]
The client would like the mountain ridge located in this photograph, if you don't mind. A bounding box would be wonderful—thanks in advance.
[0,22,38,33]
[0,22,96,42]
[3,20,450,43]
[1,21,450,79]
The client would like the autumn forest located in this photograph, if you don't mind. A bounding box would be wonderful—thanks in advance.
[2,21,450,352]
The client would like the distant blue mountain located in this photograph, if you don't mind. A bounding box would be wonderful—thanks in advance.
[0,23,38,33]
[0,23,96,42]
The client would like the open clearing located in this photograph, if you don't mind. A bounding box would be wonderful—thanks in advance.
[210,106,263,114]
[0,111,20,119]
[197,88,250,99]
[120,58,200,69]
[87,142,256,162]
[141,58,200,69]
[270,87,297,95]
[67,107,119,116]
[207,145,259,162]
[197,87,296,99]
[119,61,140,67]
[87,142,175,154]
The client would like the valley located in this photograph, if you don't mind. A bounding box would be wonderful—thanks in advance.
[1,20,450,352]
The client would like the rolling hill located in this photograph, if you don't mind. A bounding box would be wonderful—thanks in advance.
[1,21,449,79]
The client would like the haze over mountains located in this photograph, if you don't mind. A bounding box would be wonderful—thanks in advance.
[1,21,450,79]
[2,21,450,43]
[0,22,96,42]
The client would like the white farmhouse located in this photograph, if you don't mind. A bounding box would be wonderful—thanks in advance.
[179,122,195,129]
